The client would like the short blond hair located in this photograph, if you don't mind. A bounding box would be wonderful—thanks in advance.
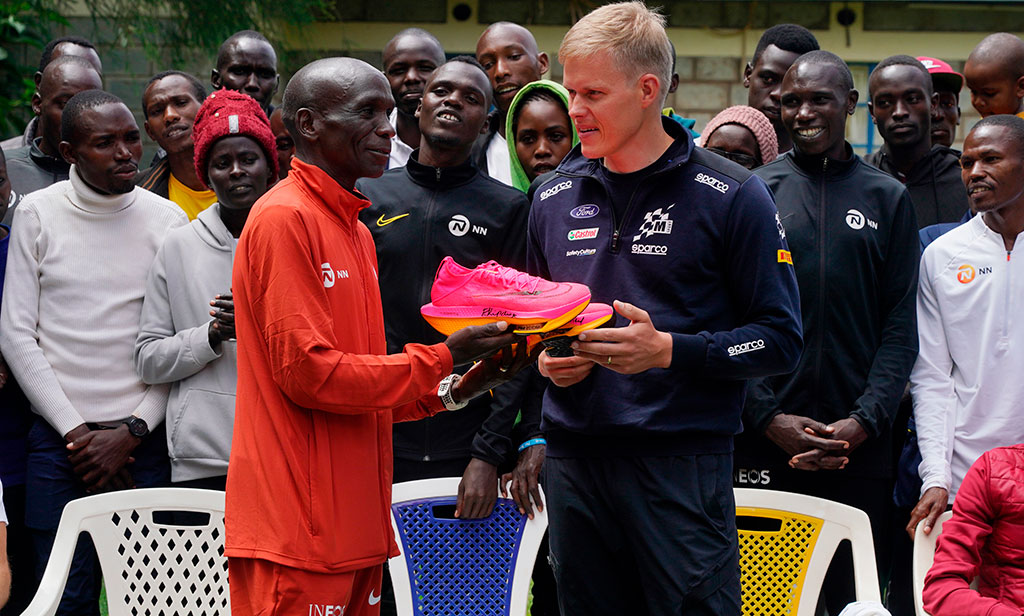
[558,2,673,102]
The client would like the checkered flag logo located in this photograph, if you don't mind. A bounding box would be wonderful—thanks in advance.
[633,204,674,241]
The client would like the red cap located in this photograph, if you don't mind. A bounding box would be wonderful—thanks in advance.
[192,88,279,190]
[916,56,964,93]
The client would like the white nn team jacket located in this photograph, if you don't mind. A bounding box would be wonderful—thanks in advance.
[911,213,1024,503]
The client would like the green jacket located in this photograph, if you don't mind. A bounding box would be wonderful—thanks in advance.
[504,80,579,193]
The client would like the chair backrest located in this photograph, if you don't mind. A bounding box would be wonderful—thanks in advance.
[21,488,228,616]
[913,510,954,616]
[735,488,881,616]
[389,478,547,616]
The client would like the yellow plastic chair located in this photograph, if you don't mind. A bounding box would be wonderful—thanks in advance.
[735,488,881,616]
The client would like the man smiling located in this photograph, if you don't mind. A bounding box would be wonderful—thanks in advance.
[738,50,920,613]
[226,57,530,616]
[358,56,529,519]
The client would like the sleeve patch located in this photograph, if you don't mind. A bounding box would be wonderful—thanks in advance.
[777,249,793,265]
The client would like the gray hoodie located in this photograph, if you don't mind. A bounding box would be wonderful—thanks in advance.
[135,203,237,482]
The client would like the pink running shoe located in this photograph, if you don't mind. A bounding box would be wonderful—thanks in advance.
[525,302,615,356]
[421,257,591,335]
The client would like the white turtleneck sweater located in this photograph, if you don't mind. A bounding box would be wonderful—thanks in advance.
[0,166,187,437]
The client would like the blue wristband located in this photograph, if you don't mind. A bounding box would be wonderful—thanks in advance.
[518,438,546,452]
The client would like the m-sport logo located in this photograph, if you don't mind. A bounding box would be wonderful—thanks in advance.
[633,204,674,241]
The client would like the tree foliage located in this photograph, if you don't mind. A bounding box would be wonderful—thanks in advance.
[79,0,334,63]
[0,0,63,136]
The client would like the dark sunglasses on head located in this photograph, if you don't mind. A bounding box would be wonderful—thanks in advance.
[705,147,758,170]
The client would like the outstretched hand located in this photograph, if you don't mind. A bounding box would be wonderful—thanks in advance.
[452,338,542,404]
[445,321,519,366]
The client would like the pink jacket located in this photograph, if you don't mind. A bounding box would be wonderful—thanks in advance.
[924,444,1024,616]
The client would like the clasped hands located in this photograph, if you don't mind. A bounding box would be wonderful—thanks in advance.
[765,414,868,471]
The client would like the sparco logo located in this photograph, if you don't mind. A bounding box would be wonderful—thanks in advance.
[540,180,573,201]
[695,173,729,194]
[567,227,599,241]
[728,339,765,356]
[570,204,599,218]
[631,244,668,255]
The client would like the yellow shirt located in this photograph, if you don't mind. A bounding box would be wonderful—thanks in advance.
[168,173,217,221]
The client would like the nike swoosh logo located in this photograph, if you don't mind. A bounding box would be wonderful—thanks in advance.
[376,213,409,227]
[368,590,381,606]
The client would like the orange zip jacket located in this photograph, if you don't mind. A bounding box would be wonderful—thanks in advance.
[225,157,453,572]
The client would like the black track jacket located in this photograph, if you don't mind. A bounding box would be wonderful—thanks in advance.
[356,152,530,467]
[737,146,920,477]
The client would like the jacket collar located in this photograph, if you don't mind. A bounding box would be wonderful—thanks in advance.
[871,143,960,184]
[558,115,695,178]
[288,157,372,227]
[405,150,479,187]
[790,142,859,178]
[29,137,71,175]
[68,165,138,214]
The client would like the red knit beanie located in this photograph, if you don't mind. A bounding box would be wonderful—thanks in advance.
[192,88,279,189]
[699,105,779,165]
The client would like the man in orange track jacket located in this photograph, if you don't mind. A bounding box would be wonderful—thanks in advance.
[226,57,528,616]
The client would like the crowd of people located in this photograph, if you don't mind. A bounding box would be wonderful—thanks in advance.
[0,3,1022,615]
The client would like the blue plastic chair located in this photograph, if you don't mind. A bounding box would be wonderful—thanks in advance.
[389,478,548,616]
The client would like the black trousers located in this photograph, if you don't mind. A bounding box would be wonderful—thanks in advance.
[545,454,741,616]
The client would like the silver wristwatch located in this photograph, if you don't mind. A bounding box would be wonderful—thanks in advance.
[437,374,467,411]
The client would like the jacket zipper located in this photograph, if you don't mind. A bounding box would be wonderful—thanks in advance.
[813,156,828,413]
[1003,249,1012,346]
[420,188,439,460]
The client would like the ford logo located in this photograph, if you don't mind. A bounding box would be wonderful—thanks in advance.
[570,204,599,219]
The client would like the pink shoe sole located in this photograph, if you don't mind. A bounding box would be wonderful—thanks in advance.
[525,302,615,356]
[421,295,592,336]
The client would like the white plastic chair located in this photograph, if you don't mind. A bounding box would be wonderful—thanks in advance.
[735,488,881,616]
[389,477,547,616]
[913,510,957,616]
[20,488,228,616]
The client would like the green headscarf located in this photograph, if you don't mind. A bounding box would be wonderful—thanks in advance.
[504,80,579,193]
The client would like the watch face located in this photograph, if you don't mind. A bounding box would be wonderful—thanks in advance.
[128,418,148,437]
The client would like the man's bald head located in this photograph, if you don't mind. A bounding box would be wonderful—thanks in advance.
[33,56,103,156]
[384,28,445,66]
[282,58,395,189]
[478,22,541,56]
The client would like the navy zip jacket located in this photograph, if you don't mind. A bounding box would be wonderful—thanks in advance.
[527,118,803,458]
[737,147,919,477]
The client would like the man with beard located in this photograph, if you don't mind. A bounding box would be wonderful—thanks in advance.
[743,24,819,154]
[738,50,920,614]
[382,28,445,169]
[474,22,548,185]
[0,90,186,615]
[136,71,215,219]
[3,56,102,220]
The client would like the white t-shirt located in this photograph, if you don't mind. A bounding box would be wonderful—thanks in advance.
[388,109,414,170]
[485,132,513,186]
